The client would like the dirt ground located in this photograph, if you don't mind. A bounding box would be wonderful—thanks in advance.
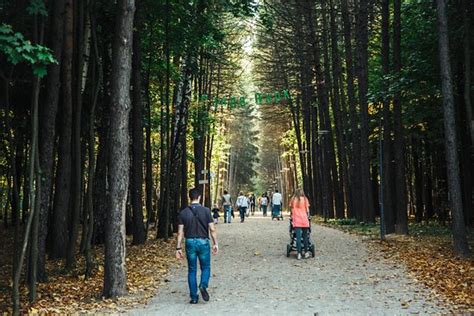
[131,212,449,315]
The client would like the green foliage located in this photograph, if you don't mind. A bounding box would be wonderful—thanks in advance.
[320,217,381,237]
[366,0,446,148]
[0,23,56,77]
[26,0,48,16]
[228,105,260,191]
[327,218,358,226]
[223,0,258,18]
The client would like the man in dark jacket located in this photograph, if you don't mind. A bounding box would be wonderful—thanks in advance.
[176,188,219,304]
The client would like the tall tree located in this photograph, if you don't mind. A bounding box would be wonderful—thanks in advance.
[393,0,408,234]
[381,0,395,233]
[51,0,73,259]
[435,0,470,258]
[37,0,65,280]
[103,0,135,298]
[355,0,375,222]
[130,1,146,245]
[67,0,86,270]
[340,0,362,219]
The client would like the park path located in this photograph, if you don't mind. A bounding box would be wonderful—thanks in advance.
[131,212,448,316]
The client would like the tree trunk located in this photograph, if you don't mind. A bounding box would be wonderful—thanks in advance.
[435,0,470,258]
[462,0,473,146]
[103,0,135,298]
[144,52,154,228]
[92,119,108,245]
[355,0,375,223]
[85,6,101,278]
[424,148,435,220]
[130,2,146,245]
[329,0,350,218]
[320,0,340,218]
[37,0,65,282]
[393,0,408,234]
[413,139,424,223]
[92,40,112,245]
[158,55,192,239]
[462,0,473,225]
[67,0,86,270]
[381,0,395,233]
[51,0,74,259]
[340,0,361,219]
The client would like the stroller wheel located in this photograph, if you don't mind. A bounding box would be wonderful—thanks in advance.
[286,244,291,257]
[311,244,315,257]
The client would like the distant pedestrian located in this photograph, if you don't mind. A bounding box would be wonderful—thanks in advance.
[236,192,249,223]
[289,188,310,260]
[221,190,232,223]
[176,188,219,304]
[260,193,269,216]
[211,205,220,224]
[249,193,256,215]
[271,189,283,219]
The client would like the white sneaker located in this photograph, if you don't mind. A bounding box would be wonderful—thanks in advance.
[304,252,310,259]
[297,253,302,260]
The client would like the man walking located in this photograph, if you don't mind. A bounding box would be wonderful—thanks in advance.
[176,188,219,304]
[271,189,283,219]
[236,192,249,223]
[221,190,232,223]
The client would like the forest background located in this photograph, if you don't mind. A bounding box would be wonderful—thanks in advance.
[0,0,472,314]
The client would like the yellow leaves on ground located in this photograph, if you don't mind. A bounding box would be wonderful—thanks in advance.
[370,235,473,312]
[0,230,179,314]
[317,218,473,312]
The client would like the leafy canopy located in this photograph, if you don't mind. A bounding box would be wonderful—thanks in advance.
[0,23,56,77]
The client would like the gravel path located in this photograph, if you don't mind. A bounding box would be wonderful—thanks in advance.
[132,212,448,315]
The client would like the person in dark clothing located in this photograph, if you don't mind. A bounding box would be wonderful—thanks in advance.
[211,205,220,224]
[176,188,219,304]
[249,193,256,215]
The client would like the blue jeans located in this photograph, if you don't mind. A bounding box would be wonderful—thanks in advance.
[185,238,211,301]
[239,207,247,222]
[262,205,267,216]
[295,227,309,254]
[272,204,281,216]
[224,205,231,223]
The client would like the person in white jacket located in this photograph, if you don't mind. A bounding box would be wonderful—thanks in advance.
[236,192,249,223]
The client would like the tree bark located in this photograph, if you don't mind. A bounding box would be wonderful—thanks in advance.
[435,0,470,258]
[329,0,350,218]
[85,6,101,278]
[340,0,361,219]
[461,0,473,225]
[413,139,424,223]
[355,0,375,223]
[130,2,146,245]
[103,0,135,298]
[381,0,395,233]
[393,0,408,234]
[37,0,65,281]
[158,55,192,239]
[67,0,86,270]
[462,0,473,145]
[144,47,154,228]
[51,0,74,259]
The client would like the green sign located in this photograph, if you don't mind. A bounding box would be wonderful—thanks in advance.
[199,89,291,110]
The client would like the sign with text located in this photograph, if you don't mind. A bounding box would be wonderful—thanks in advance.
[199,89,291,110]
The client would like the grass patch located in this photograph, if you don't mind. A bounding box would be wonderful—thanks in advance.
[315,216,473,243]
[315,217,380,238]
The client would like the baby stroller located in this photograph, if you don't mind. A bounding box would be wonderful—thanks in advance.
[286,217,315,257]
[271,204,284,221]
